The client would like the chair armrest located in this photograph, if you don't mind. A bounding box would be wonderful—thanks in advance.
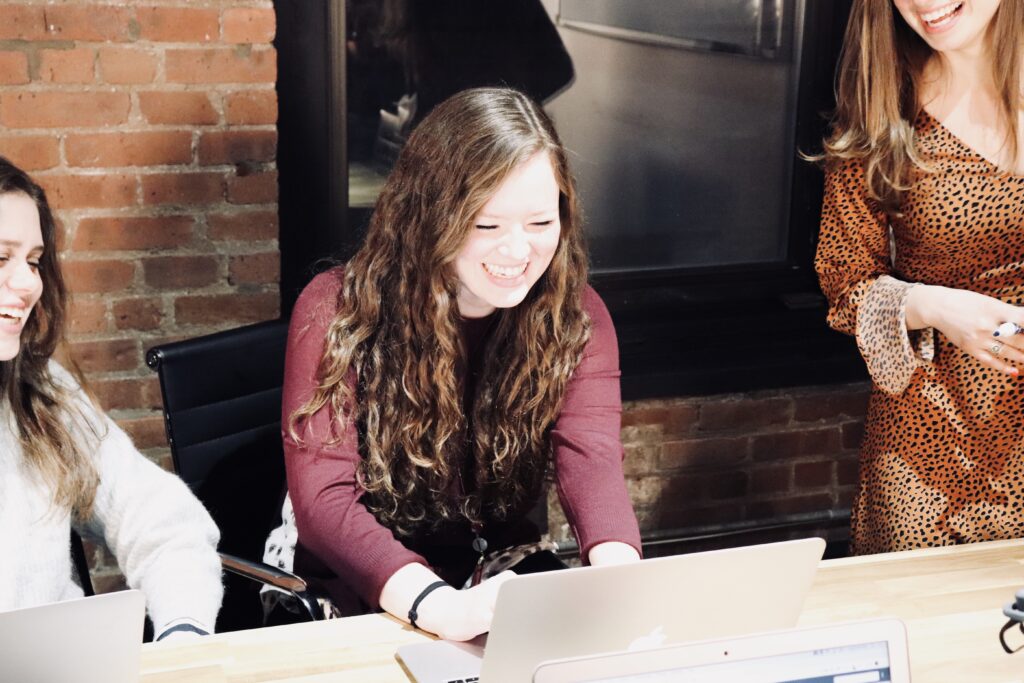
[219,552,326,621]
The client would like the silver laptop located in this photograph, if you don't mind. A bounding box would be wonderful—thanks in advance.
[0,589,146,683]
[396,537,826,683]
[533,618,911,683]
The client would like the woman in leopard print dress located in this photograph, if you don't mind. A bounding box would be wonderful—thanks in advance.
[815,0,1024,554]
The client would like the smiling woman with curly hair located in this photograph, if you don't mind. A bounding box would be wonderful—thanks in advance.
[266,87,641,640]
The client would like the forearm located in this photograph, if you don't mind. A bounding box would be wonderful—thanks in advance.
[379,562,458,635]
[904,282,940,330]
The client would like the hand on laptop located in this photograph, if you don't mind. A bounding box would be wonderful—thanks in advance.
[381,563,517,641]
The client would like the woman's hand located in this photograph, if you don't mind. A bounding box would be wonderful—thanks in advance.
[906,284,1024,376]
[588,541,641,566]
[379,563,516,642]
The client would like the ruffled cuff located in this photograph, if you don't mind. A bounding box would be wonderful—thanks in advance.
[855,275,934,394]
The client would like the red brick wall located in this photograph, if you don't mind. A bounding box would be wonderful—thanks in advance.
[0,1,279,591]
[548,382,870,555]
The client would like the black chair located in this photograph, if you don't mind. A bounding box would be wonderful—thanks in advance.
[146,319,325,631]
[70,529,94,596]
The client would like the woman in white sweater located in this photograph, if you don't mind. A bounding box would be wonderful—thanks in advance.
[0,157,222,640]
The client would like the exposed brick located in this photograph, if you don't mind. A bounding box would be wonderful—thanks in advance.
[749,465,792,495]
[222,7,276,44]
[793,387,870,422]
[224,89,276,125]
[658,437,748,471]
[0,91,130,128]
[38,47,94,84]
[228,252,279,285]
[165,47,276,84]
[798,426,843,456]
[227,170,277,204]
[117,414,168,450]
[98,47,157,85]
[43,5,136,42]
[141,172,225,205]
[136,6,218,42]
[706,470,749,500]
[747,493,836,519]
[837,455,860,486]
[198,129,276,165]
[67,296,108,335]
[113,297,164,332]
[842,420,865,450]
[699,397,792,432]
[0,6,46,40]
[794,460,834,488]
[73,216,194,252]
[175,292,279,326]
[0,135,60,171]
[69,338,140,373]
[38,173,137,210]
[92,376,157,412]
[655,503,745,531]
[749,431,802,462]
[142,255,219,289]
[621,403,698,437]
[139,91,218,125]
[66,131,192,168]
[0,50,29,84]
[207,210,277,241]
[63,259,136,294]
[622,443,659,476]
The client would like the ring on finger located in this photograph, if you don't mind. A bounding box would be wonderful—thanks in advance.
[991,342,1004,356]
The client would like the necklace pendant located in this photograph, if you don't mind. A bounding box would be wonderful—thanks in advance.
[472,535,488,554]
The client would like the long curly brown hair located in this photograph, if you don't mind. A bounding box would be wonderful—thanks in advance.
[0,157,100,519]
[291,88,591,535]
[821,0,1022,213]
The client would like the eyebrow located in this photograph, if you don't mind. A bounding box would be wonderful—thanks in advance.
[0,239,44,253]
[477,208,558,220]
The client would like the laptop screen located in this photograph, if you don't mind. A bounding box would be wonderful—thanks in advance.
[587,640,893,683]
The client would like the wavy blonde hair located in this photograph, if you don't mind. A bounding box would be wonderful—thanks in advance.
[822,0,1023,212]
[290,88,591,535]
[0,157,100,520]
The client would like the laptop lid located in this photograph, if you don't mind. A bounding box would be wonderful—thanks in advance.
[397,537,826,683]
[532,618,911,683]
[0,589,146,683]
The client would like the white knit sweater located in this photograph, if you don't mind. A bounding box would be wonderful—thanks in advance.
[0,362,223,636]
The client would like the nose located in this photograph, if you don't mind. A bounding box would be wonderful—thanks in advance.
[6,260,38,292]
[497,224,530,260]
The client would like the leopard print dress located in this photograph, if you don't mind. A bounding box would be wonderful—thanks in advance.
[816,110,1024,554]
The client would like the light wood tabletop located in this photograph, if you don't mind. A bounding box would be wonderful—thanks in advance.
[140,538,1024,682]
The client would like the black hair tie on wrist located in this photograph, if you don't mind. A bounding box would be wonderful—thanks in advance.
[408,580,449,631]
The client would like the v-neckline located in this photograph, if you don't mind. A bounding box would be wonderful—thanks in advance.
[919,108,1024,180]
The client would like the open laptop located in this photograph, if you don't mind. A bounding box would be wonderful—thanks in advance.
[0,589,146,683]
[533,618,911,683]
[396,537,826,683]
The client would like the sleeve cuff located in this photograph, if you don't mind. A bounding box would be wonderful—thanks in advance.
[855,275,934,394]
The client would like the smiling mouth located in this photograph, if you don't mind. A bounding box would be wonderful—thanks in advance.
[0,306,27,323]
[483,262,528,279]
[922,1,963,28]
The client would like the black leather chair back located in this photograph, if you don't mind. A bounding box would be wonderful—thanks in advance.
[146,319,289,630]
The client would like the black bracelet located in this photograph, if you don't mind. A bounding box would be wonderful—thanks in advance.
[408,580,449,630]
[155,623,209,641]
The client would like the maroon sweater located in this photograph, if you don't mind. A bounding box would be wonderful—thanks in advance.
[283,269,641,613]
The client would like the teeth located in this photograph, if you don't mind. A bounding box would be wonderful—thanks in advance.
[922,2,962,24]
[483,263,527,279]
[0,307,25,320]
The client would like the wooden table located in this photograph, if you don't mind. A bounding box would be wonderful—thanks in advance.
[139,539,1024,682]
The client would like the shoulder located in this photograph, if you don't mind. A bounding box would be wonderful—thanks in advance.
[581,285,615,340]
[292,267,346,331]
